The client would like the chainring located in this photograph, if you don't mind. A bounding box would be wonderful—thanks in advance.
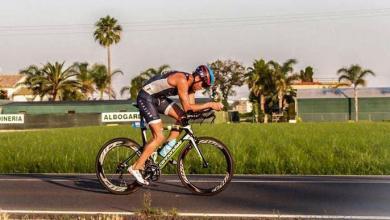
[143,160,161,182]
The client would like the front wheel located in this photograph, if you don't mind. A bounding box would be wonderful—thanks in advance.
[96,138,142,195]
[177,137,234,195]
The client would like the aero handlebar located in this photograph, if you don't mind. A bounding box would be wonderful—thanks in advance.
[184,108,216,124]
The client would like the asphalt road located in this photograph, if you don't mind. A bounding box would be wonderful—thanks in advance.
[1,174,390,218]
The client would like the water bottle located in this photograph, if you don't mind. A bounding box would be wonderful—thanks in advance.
[158,139,177,157]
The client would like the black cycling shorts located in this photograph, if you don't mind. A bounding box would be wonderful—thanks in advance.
[137,90,179,124]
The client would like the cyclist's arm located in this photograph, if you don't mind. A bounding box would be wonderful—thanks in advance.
[175,75,211,112]
[189,93,195,104]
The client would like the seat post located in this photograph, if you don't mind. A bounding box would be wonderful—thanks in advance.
[133,102,148,146]
[140,117,147,146]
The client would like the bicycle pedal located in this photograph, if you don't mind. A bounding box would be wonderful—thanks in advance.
[169,159,177,165]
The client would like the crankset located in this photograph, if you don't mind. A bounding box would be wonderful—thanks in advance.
[143,160,161,182]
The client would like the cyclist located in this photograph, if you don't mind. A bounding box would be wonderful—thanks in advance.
[128,65,223,185]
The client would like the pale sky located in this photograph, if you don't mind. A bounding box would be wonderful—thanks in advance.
[1,0,390,99]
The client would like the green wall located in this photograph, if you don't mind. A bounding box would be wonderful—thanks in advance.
[298,97,390,121]
[354,98,390,121]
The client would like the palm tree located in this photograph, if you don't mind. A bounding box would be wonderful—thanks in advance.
[142,65,170,79]
[61,89,85,101]
[91,64,123,100]
[246,59,275,123]
[18,65,47,101]
[39,62,81,101]
[120,75,144,101]
[299,66,314,82]
[73,62,95,100]
[268,59,300,113]
[337,64,375,122]
[93,15,122,100]
[121,64,170,100]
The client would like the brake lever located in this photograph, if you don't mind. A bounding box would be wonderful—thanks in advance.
[201,112,216,124]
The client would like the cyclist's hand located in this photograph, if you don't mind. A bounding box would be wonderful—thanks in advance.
[209,102,224,111]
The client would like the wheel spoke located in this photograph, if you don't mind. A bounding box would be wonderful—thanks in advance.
[178,137,233,195]
[96,138,142,195]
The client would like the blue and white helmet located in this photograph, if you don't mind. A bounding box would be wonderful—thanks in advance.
[193,65,215,87]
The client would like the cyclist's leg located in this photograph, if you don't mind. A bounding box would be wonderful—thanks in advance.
[132,121,164,170]
[157,98,185,140]
[166,104,185,140]
[132,95,166,171]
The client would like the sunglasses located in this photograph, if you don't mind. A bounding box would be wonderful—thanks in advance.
[193,78,210,88]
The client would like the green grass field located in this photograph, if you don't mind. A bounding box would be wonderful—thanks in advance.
[0,122,389,174]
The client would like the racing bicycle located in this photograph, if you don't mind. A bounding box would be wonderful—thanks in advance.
[95,107,234,195]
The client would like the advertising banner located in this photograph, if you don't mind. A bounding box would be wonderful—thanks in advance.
[101,112,140,123]
[0,114,25,124]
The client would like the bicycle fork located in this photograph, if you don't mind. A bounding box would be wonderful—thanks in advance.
[184,135,209,169]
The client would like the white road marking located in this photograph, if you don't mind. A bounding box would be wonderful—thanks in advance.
[0,179,72,182]
[0,178,390,184]
[1,210,390,219]
[166,180,390,184]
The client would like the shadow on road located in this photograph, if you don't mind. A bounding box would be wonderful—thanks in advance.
[2,174,110,194]
[1,174,196,196]
[145,181,193,195]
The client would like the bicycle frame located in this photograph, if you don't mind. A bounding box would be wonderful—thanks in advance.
[138,118,208,170]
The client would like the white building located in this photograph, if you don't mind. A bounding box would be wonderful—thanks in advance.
[232,98,253,113]
[0,75,25,100]
[0,74,48,101]
[291,78,351,90]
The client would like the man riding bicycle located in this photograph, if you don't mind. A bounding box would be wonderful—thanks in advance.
[128,65,224,185]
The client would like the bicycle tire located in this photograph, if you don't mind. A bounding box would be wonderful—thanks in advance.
[177,136,234,195]
[96,137,142,195]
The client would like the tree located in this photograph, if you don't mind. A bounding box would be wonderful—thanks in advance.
[121,75,144,101]
[61,89,85,101]
[299,66,314,82]
[19,62,81,101]
[268,59,300,113]
[18,65,47,101]
[337,64,375,122]
[246,59,300,123]
[94,15,122,100]
[73,62,96,100]
[39,62,81,101]
[90,64,123,100]
[246,59,275,123]
[141,65,170,80]
[209,60,246,109]
[121,65,170,100]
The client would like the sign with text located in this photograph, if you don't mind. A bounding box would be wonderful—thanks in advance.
[0,114,25,124]
[101,112,140,123]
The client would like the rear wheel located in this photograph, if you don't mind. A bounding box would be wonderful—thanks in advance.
[177,137,234,195]
[96,138,142,195]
